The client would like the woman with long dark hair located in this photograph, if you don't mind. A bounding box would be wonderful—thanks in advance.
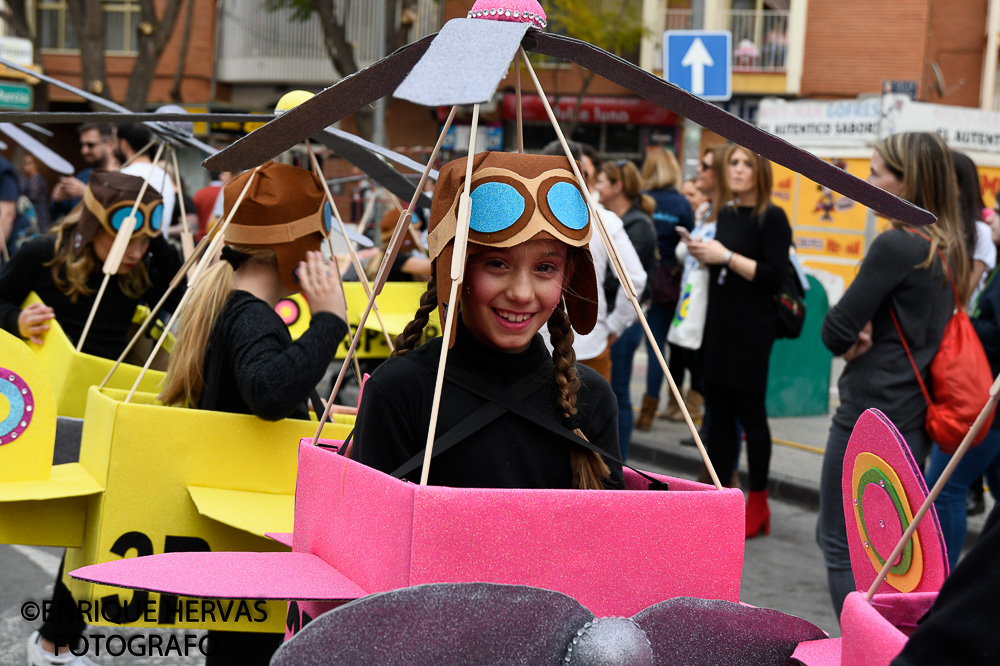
[951,150,995,308]
[817,132,970,617]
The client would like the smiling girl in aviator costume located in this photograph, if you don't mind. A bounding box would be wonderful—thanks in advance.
[352,152,624,490]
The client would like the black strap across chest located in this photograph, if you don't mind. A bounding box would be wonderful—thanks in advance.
[387,363,666,490]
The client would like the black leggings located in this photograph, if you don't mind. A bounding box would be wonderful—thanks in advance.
[39,556,87,648]
[705,381,772,491]
[669,344,704,395]
[40,556,281,663]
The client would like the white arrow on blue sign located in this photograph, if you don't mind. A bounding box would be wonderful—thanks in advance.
[664,30,732,102]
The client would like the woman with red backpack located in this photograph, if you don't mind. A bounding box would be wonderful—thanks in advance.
[924,191,1000,569]
[816,132,971,618]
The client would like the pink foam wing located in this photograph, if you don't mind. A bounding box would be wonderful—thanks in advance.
[267,532,294,548]
[842,409,948,596]
[294,441,745,619]
[70,552,367,601]
[790,637,842,665]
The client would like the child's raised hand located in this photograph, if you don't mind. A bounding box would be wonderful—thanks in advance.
[298,251,347,321]
[18,302,55,345]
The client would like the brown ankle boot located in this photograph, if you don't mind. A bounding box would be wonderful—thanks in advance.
[635,394,658,431]
[659,391,685,422]
[729,469,742,490]
[685,390,705,428]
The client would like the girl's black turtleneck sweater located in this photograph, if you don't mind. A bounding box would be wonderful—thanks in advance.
[0,234,184,359]
[353,319,624,490]
[196,290,347,421]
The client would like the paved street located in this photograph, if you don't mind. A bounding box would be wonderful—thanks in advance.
[0,545,206,665]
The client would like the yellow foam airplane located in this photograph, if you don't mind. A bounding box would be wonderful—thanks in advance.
[0,327,354,633]
[21,293,170,418]
[278,282,439,357]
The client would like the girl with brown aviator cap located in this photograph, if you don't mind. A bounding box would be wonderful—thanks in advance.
[352,152,624,491]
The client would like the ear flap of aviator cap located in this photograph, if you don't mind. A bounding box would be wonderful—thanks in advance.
[273,233,324,294]
[434,241,460,349]
[564,246,598,336]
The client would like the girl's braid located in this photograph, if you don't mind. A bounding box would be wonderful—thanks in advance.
[392,276,438,358]
[547,303,611,490]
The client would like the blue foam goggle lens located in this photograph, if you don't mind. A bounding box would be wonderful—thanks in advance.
[469,182,525,233]
[111,208,142,231]
[150,204,164,232]
[323,202,333,233]
[546,181,589,230]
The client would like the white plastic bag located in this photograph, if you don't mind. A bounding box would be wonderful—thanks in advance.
[668,267,708,350]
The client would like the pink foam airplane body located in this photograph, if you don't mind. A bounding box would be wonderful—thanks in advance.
[75,440,747,631]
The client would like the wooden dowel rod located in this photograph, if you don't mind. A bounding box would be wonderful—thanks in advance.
[419,103,479,486]
[122,166,261,403]
[78,142,168,352]
[309,107,459,441]
[99,219,220,389]
[306,142,394,352]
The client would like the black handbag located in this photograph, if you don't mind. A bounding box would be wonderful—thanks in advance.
[774,259,806,339]
[651,260,682,306]
[755,206,805,339]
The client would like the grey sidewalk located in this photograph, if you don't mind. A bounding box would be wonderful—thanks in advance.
[624,347,994,541]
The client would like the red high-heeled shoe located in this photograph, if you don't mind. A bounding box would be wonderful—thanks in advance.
[746,489,771,538]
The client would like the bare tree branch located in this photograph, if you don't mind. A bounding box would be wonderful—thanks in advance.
[66,0,110,108]
[124,0,185,109]
[170,0,196,101]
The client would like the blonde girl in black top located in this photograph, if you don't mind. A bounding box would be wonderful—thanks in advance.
[159,162,348,665]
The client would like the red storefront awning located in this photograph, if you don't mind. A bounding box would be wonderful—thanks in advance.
[499,94,678,126]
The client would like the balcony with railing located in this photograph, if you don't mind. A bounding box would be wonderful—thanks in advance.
[663,8,788,73]
[661,6,790,95]
[729,9,787,72]
[216,0,440,85]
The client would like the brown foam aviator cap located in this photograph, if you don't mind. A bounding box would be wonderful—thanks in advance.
[72,170,164,256]
[222,161,331,292]
[428,152,598,343]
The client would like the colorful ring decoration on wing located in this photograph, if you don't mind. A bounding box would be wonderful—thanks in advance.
[851,452,923,592]
[276,298,302,327]
[0,367,34,445]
